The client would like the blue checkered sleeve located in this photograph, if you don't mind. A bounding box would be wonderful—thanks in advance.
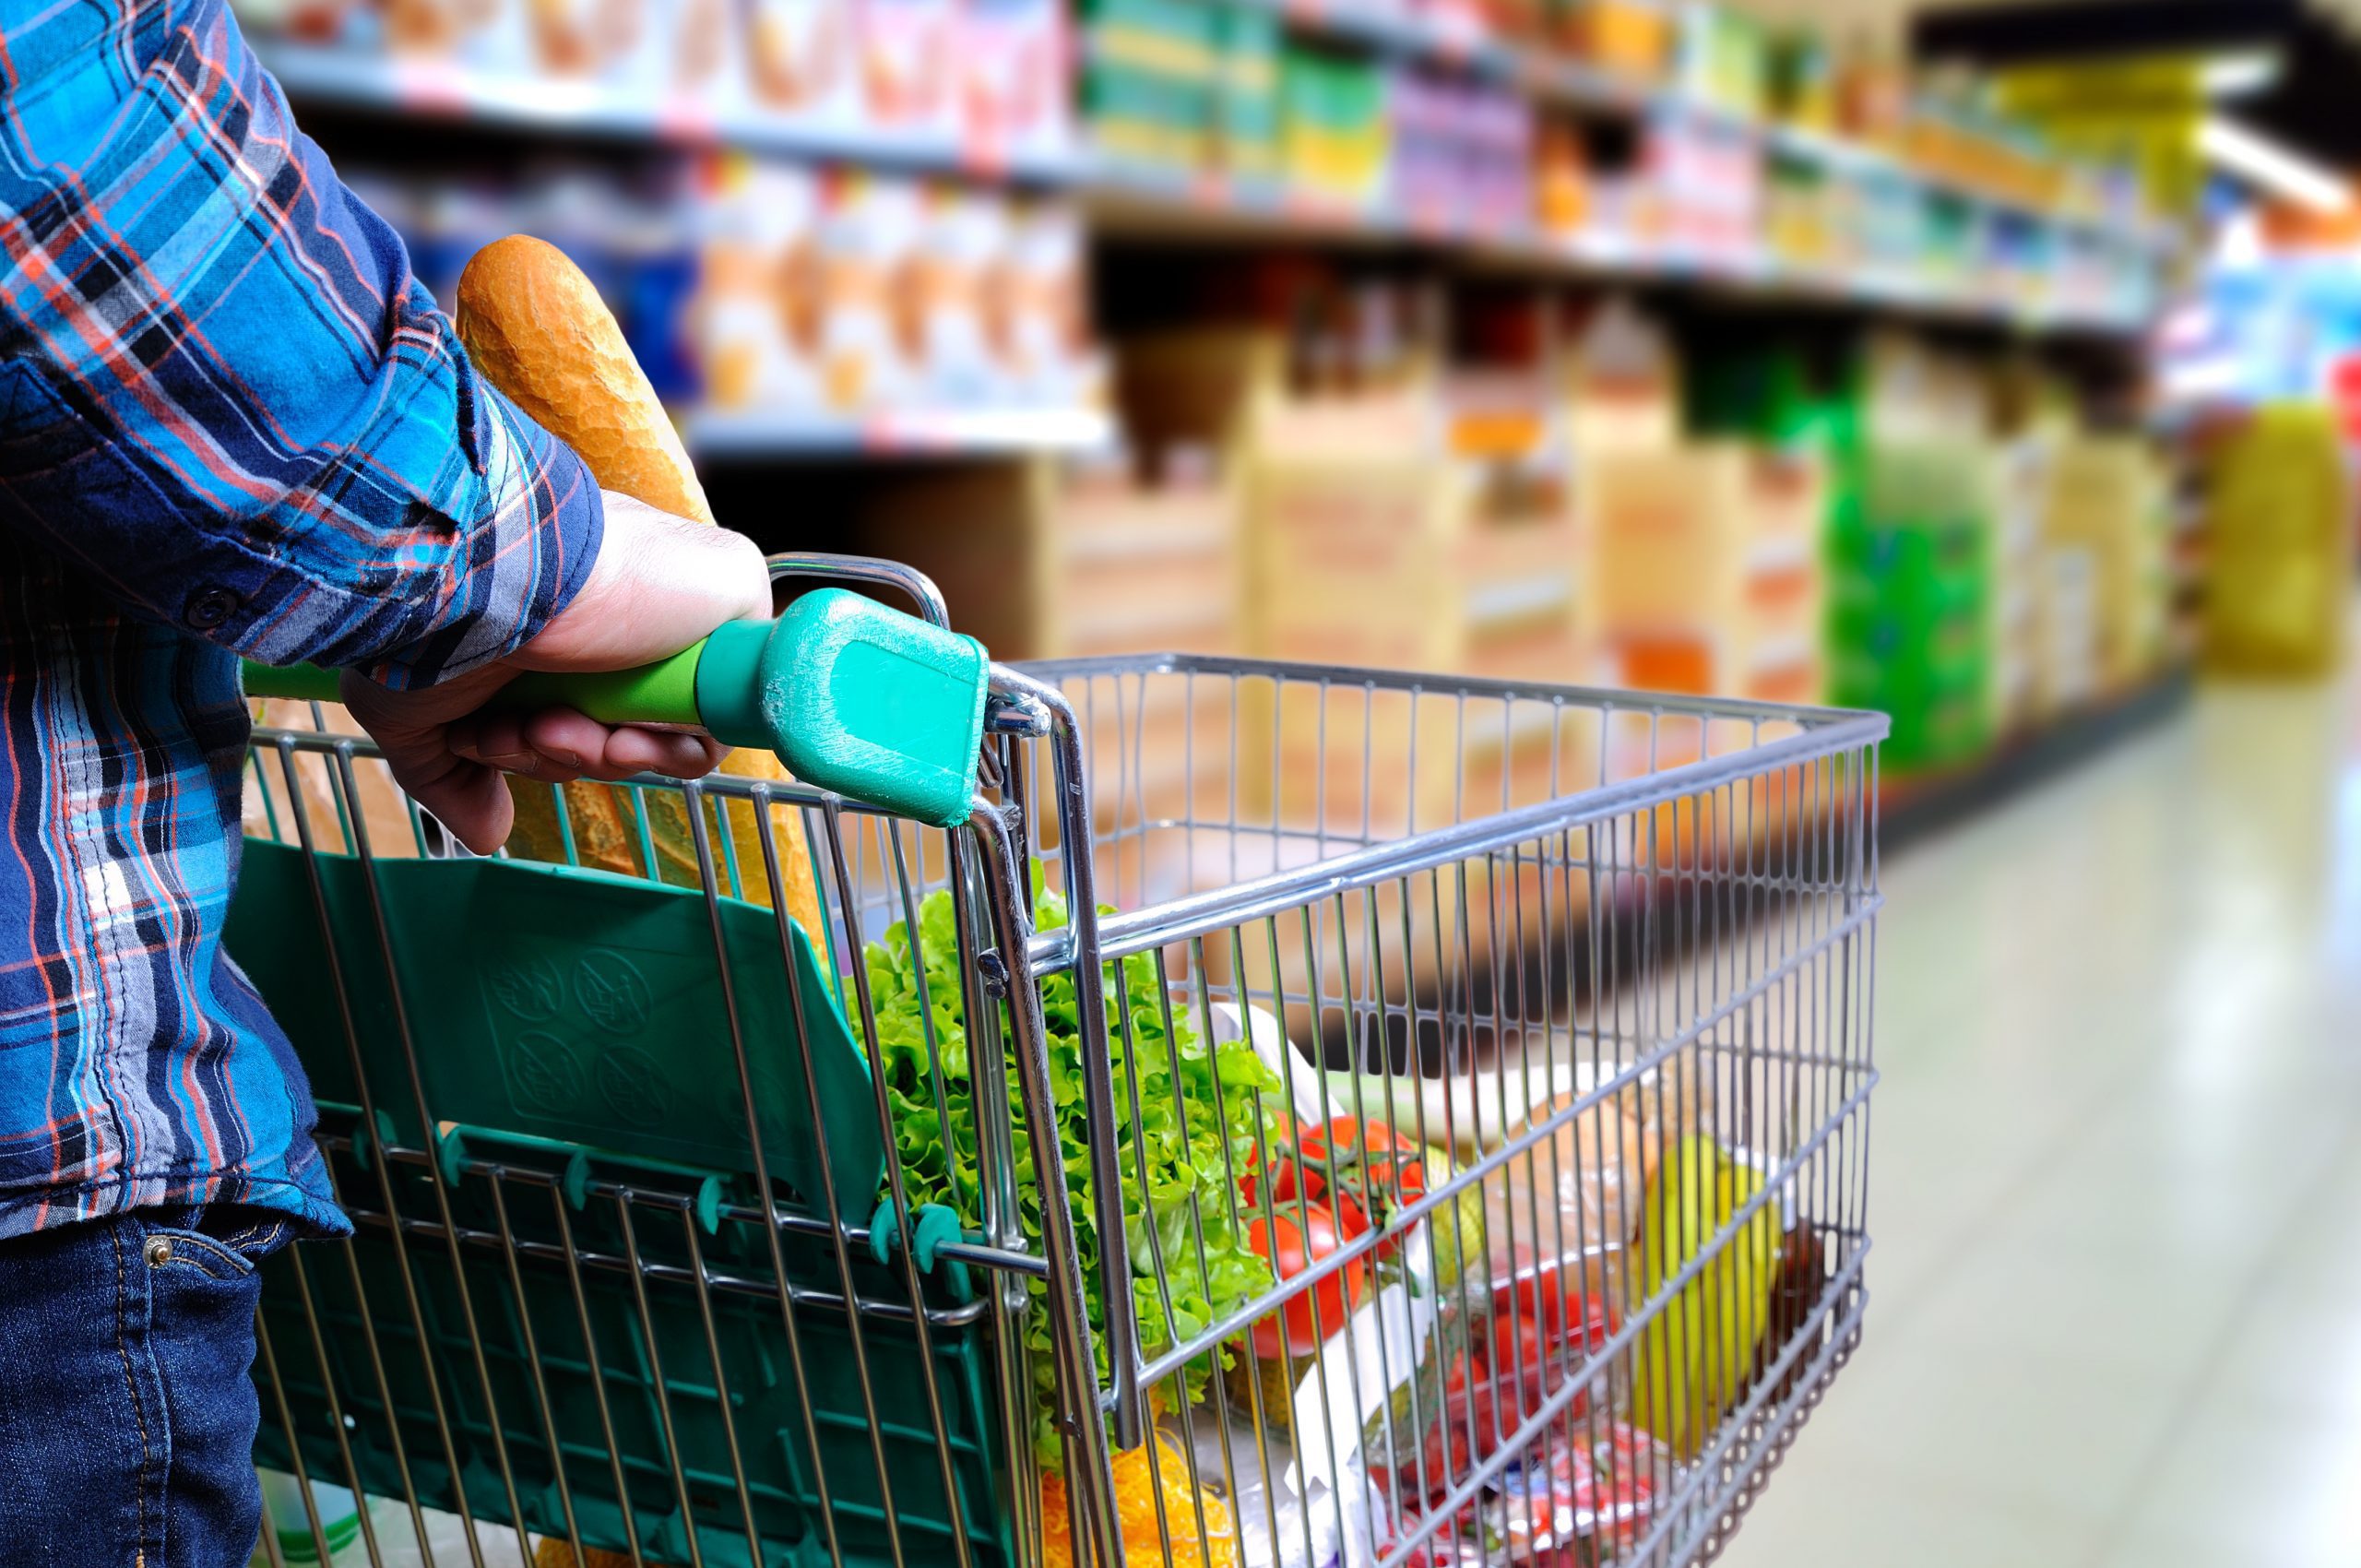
[0,0,603,688]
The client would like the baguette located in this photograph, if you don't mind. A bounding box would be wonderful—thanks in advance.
[457,235,717,527]
[454,235,827,946]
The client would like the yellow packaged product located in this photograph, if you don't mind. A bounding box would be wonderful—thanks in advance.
[1040,1434,1240,1568]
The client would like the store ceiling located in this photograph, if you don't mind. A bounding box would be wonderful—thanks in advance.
[1914,1,2361,165]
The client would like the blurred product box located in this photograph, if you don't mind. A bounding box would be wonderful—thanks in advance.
[813,171,926,411]
[742,0,862,128]
[1552,0,1673,81]
[2204,403,2353,679]
[1577,443,1824,710]
[1826,449,1996,774]
[1768,26,1833,131]
[523,0,665,89]
[1988,433,2054,732]
[1534,120,1590,236]
[694,159,827,412]
[1641,113,1761,262]
[1564,296,1681,453]
[908,184,1010,406]
[2044,436,2166,695]
[855,449,1240,662]
[1108,326,1584,842]
[1280,48,1392,206]
[1763,160,1833,270]
[1836,39,1909,149]
[1004,201,1105,409]
[249,0,1066,160]
[687,157,1100,418]
[859,0,958,137]
[1390,70,1536,236]
[1674,3,1766,122]
[1215,3,1283,181]
[848,448,1242,873]
[1813,333,2002,773]
[2035,541,2100,714]
[1082,0,1217,171]
[956,0,1071,165]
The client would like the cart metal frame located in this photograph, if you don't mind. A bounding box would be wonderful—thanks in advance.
[238,557,1885,1568]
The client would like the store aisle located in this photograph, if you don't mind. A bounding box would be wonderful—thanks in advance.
[1723,667,2361,1568]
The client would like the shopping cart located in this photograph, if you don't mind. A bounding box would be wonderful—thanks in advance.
[234,555,1886,1568]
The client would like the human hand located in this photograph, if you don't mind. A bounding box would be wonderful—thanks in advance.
[339,491,771,853]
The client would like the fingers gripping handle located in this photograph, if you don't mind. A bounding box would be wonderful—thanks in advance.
[241,589,992,830]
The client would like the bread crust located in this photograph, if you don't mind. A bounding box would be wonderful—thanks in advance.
[457,235,718,528]
[457,235,828,947]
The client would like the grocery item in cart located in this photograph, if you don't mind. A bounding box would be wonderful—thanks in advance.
[1185,1405,1380,1568]
[1400,1420,1665,1567]
[1631,1134,1780,1459]
[451,234,826,936]
[1480,1050,1717,1305]
[1042,1432,1242,1568]
[860,880,1285,1463]
[241,624,1886,1568]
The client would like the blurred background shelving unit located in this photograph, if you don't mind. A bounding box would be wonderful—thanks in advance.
[241,0,2284,833]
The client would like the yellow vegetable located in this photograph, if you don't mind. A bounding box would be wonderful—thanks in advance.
[1630,1134,1778,1459]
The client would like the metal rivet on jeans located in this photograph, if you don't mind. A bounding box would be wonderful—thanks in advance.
[144,1235,173,1267]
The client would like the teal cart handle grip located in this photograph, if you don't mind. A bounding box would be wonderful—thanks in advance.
[242,588,991,828]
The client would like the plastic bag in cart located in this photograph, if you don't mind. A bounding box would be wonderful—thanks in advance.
[1384,1271,1618,1505]
[1481,1049,1716,1309]
[1187,1405,1384,1568]
[1392,1420,1663,1568]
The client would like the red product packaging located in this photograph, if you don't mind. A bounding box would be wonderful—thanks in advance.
[860,0,956,136]
[1395,1421,1664,1567]
[955,0,1069,169]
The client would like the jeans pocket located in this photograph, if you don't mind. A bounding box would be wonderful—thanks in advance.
[142,1206,291,1281]
[140,1226,256,1282]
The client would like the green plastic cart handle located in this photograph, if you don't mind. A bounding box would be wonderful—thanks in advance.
[242,588,990,829]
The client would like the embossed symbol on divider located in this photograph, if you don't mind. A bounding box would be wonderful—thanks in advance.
[508,1031,583,1117]
[487,954,564,1023]
[574,950,651,1037]
[598,1048,669,1123]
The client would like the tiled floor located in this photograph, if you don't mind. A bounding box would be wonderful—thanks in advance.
[1722,665,2361,1568]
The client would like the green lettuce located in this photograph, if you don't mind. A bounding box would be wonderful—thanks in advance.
[859,877,1281,1466]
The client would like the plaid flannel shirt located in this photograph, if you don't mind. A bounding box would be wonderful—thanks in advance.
[0,0,604,1236]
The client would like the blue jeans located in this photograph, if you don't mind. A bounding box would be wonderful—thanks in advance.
[0,1206,292,1567]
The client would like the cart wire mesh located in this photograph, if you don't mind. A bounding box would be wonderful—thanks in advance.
[233,637,1882,1568]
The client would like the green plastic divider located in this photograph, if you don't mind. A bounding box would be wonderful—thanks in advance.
[233,843,1013,1568]
[227,843,880,1215]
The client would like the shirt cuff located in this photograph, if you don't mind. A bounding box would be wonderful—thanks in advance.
[355,383,607,690]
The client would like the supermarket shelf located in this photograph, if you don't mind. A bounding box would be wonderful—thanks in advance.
[1880,664,2197,852]
[257,42,1082,183]
[683,406,1115,458]
[1236,0,2179,255]
[1085,162,2157,338]
[263,39,2178,264]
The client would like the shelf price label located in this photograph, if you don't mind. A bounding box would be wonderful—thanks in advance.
[389,56,469,114]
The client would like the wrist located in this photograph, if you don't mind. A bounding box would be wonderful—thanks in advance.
[511,492,769,672]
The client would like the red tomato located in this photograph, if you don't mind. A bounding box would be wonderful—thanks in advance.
[1238,1119,1313,1215]
[1274,1116,1430,1232]
[1248,1204,1365,1359]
